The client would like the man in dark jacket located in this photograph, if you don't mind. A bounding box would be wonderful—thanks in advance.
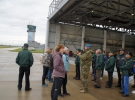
[120,52,134,97]
[16,43,34,91]
[116,48,126,87]
[94,47,104,88]
[105,50,115,88]
[74,49,81,80]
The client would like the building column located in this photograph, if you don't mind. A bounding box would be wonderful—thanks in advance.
[122,34,125,49]
[103,30,107,51]
[45,20,50,49]
[55,24,61,46]
[81,26,85,50]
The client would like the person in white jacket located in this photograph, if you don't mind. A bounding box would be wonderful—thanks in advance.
[59,47,70,97]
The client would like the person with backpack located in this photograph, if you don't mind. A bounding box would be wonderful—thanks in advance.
[131,60,135,88]
[119,52,134,97]
[42,47,51,87]
[105,50,115,88]
[16,43,34,91]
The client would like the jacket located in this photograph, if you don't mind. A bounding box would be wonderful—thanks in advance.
[75,55,80,65]
[49,54,53,69]
[116,54,126,68]
[16,49,34,67]
[95,53,104,70]
[79,49,92,68]
[62,53,69,72]
[43,53,51,67]
[105,56,115,72]
[120,58,134,76]
[52,52,65,78]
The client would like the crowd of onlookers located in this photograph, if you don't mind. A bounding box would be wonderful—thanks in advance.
[16,43,135,100]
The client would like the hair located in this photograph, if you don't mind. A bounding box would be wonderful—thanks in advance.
[55,44,65,52]
[64,47,68,51]
[45,47,51,53]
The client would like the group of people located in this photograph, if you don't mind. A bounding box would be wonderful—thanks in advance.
[74,44,135,97]
[16,43,135,100]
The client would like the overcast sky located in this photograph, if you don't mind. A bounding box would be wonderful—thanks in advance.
[0,0,52,46]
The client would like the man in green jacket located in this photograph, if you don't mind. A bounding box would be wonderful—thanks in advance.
[105,50,115,88]
[94,48,104,88]
[120,52,134,97]
[16,43,34,91]
[78,44,92,93]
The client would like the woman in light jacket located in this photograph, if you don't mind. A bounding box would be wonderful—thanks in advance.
[51,44,65,100]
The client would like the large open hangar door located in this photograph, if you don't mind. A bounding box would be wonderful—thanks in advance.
[46,0,135,55]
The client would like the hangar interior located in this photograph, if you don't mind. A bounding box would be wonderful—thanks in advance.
[45,0,135,55]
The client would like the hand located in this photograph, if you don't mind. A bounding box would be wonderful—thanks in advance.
[134,65,135,68]
[120,72,122,75]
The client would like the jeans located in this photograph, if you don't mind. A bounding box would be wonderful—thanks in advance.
[18,66,30,90]
[42,66,49,84]
[121,75,129,95]
[48,69,53,81]
[51,77,63,100]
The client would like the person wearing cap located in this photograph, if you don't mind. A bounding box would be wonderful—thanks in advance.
[119,52,134,97]
[16,43,34,91]
[105,50,115,88]
[94,47,104,88]
[74,49,81,80]
[77,44,92,93]
[115,48,126,88]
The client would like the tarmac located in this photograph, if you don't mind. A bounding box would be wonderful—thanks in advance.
[0,48,135,100]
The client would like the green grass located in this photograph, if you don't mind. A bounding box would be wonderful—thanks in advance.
[10,48,44,53]
[0,45,15,48]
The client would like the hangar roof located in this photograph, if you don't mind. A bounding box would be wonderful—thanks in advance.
[48,0,135,35]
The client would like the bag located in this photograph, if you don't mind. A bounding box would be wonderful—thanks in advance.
[128,68,134,76]
[40,53,48,64]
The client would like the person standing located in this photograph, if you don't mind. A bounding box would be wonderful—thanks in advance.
[78,44,92,93]
[51,44,65,100]
[94,48,104,88]
[105,50,115,88]
[59,47,70,97]
[115,48,126,88]
[48,49,54,83]
[16,43,34,91]
[74,49,81,80]
[120,52,134,97]
[132,60,135,88]
[42,47,52,87]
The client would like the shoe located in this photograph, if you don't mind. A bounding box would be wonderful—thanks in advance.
[42,84,48,87]
[122,94,129,97]
[73,77,77,79]
[18,88,21,91]
[59,94,64,97]
[94,85,101,88]
[119,91,124,94]
[64,93,70,95]
[115,85,121,87]
[80,88,83,90]
[106,81,108,83]
[91,79,96,81]
[80,90,87,93]
[94,85,97,87]
[75,78,80,80]
[105,85,111,88]
[25,88,32,91]
[45,77,48,79]
[48,80,53,83]
[131,85,135,88]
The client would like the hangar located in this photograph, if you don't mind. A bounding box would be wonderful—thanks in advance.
[45,0,135,54]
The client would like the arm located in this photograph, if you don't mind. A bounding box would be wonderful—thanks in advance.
[62,55,68,72]
[98,54,104,67]
[53,55,64,72]
[79,51,92,61]
[29,52,34,67]
[107,57,115,69]
[120,61,134,70]
[16,53,20,65]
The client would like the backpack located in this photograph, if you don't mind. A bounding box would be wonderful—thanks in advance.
[40,53,49,64]
[128,68,134,76]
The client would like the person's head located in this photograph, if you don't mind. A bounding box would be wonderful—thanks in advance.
[23,43,29,49]
[64,47,69,55]
[85,44,91,50]
[108,50,114,57]
[55,44,65,54]
[45,47,51,53]
[103,50,106,55]
[96,47,103,54]
[76,49,81,53]
[119,48,125,55]
[126,52,133,59]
